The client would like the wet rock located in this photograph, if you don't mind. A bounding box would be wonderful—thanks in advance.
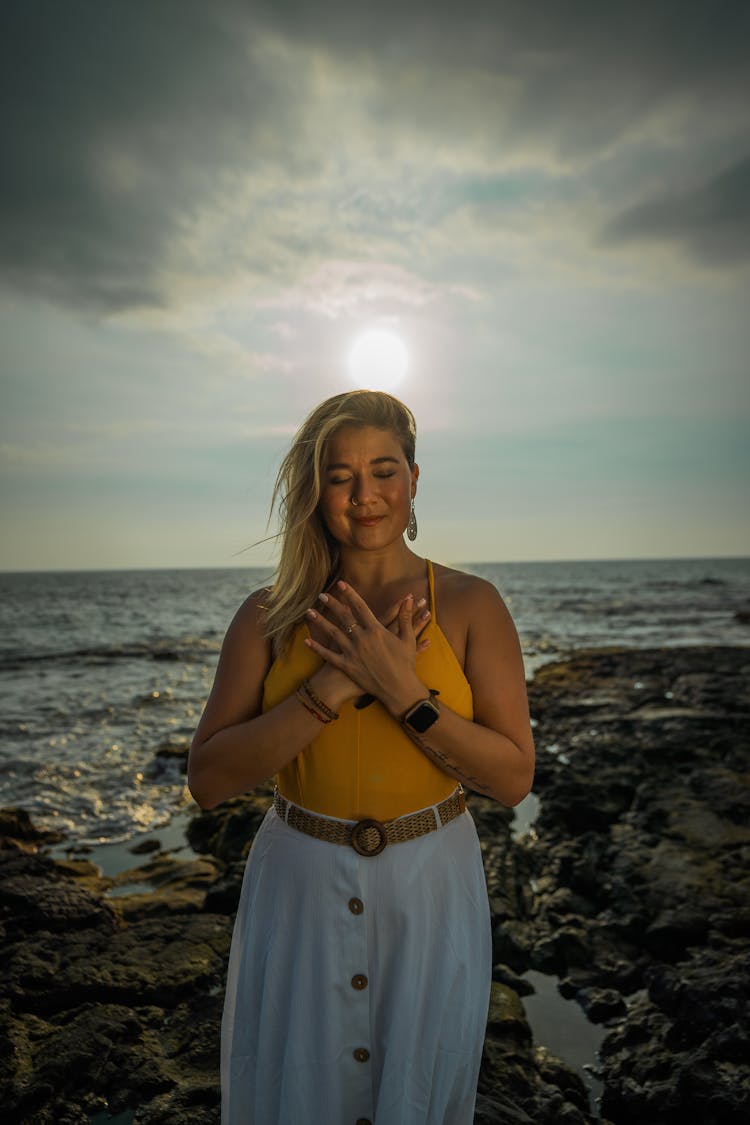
[149,738,191,774]
[575,987,627,1024]
[186,792,272,864]
[486,981,532,1044]
[129,837,162,855]
[0,809,230,1124]
[4,913,229,1014]
[0,851,116,941]
[599,985,750,1124]
[202,859,247,915]
[492,962,536,996]
[106,855,221,920]
[520,644,750,1123]
[477,983,600,1123]
[534,1045,592,1113]
[0,807,65,849]
[492,917,534,971]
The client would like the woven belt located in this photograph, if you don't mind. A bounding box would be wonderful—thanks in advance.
[273,785,466,857]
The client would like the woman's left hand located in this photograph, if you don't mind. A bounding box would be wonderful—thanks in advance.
[304,581,428,716]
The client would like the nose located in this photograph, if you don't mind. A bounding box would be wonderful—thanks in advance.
[351,478,377,506]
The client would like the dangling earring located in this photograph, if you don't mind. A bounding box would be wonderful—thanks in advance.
[407,498,418,541]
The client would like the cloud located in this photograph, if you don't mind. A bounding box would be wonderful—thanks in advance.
[258,259,479,318]
[0,3,306,311]
[253,0,750,143]
[601,153,750,265]
[1,1,748,313]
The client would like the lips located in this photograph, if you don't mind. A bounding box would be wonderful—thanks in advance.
[353,516,384,526]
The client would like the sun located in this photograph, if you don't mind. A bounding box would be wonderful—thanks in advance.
[347,329,409,391]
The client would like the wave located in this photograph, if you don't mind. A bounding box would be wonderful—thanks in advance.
[0,635,221,671]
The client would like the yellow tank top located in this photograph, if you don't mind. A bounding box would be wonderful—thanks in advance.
[262,560,474,820]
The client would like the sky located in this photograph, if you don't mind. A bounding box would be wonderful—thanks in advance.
[1,0,749,571]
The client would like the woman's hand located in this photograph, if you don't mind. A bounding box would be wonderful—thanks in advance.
[304,581,430,716]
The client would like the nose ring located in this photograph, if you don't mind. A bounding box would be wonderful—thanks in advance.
[351,496,359,506]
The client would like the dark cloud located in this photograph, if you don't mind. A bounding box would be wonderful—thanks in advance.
[256,0,750,118]
[0,1,301,310]
[1,0,749,311]
[601,154,750,264]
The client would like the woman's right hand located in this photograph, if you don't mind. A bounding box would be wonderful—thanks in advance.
[306,591,431,711]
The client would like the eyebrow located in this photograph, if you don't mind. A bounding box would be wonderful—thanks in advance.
[325,456,400,471]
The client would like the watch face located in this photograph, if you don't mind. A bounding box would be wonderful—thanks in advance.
[404,699,440,733]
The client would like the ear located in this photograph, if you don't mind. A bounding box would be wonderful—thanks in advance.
[411,462,419,497]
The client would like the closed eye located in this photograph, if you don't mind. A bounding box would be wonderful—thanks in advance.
[328,472,396,484]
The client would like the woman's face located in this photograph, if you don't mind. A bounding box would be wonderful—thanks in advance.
[318,424,418,551]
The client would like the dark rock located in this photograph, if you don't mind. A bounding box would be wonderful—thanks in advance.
[642,906,709,958]
[0,851,116,941]
[202,860,247,915]
[129,837,162,855]
[688,764,750,824]
[107,855,221,920]
[0,807,65,848]
[531,925,593,973]
[492,918,533,971]
[522,644,750,1123]
[576,987,627,1023]
[186,794,271,863]
[475,983,601,1122]
[534,1044,591,1112]
[493,962,536,996]
[486,981,532,1045]
[474,1089,535,1124]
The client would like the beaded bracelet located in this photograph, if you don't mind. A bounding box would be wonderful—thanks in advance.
[299,678,340,722]
[295,688,330,724]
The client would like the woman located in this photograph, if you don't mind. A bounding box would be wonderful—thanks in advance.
[188,389,535,1125]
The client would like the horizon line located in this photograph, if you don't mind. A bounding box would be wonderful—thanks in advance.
[1,552,749,577]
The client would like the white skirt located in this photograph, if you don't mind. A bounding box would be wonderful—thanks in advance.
[220,799,492,1125]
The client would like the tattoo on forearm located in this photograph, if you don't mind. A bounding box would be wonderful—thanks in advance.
[403,729,493,795]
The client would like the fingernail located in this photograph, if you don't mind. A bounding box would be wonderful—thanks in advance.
[306,608,317,619]
[318,592,329,603]
[416,597,427,607]
[337,580,347,590]
[422,610,431,620]
[405,592,414,602]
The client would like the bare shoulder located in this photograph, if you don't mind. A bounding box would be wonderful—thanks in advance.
[432,563,510,617]
[230,586,273,633]
[218,586,274,671]
[430,563,515,665]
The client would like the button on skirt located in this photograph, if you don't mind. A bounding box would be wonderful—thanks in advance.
[221,803,492,1125]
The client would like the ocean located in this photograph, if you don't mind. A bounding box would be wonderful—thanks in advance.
[1,556,748,848]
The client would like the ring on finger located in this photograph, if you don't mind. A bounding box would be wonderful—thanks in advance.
[345,622,359,635]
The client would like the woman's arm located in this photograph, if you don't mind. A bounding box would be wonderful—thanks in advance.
[305,578,535,807]
[389,579,535,806]
[187,591,357,810]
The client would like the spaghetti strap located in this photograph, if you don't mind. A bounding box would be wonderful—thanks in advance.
[426,558,437,624]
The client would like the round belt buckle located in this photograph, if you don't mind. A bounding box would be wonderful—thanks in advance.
[351,818,387,857]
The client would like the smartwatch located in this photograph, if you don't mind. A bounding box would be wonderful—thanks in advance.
[401,695,440,734]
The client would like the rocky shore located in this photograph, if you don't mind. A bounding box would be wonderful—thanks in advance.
[1,643,748,1124]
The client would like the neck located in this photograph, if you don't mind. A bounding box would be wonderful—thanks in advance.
[337,542,425,598]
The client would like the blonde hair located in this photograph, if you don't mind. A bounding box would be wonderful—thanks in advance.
[264,390,417,657]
